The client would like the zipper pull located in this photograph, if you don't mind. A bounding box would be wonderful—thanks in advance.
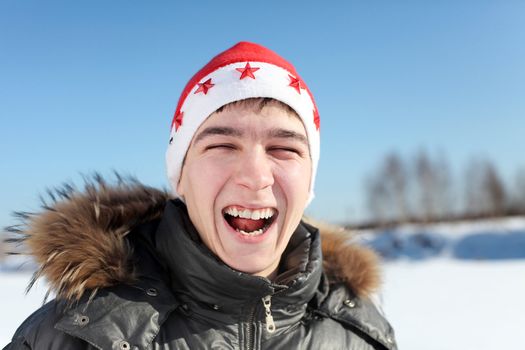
[262,295,276,333]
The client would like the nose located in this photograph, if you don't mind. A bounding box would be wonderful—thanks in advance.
[234,147,274,191]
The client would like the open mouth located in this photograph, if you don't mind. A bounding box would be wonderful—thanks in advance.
[223,206,278,236]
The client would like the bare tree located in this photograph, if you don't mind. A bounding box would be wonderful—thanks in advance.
[436,153,454,218]
[413,149,453,222]
[509,167,525,215]
[365,152,410,224]
[483,162,506,216]
[464,158,506,217]
[415,150,434,221]
[0,235,5,263]
[515,167,525,213]
[366,174,389,225]
[464,158,485,216]
[385,153,410,222]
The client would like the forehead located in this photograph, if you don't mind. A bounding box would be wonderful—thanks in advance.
[204,101,306,132]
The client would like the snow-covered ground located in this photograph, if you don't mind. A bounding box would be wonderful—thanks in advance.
[2,217,525,349]
[382,259,525,349]
[1,272,49,346]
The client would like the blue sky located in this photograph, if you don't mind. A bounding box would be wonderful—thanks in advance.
[1,0,524,225]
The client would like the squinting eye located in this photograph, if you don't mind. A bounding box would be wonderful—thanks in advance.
[268,147,303,156]
[205,144,236,151]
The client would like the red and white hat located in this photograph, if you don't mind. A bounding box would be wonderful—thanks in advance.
[166,41,320,204]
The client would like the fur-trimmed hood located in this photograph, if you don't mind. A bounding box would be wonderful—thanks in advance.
[6,176,382,302]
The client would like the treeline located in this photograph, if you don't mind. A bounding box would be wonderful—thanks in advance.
[362,149,525,228]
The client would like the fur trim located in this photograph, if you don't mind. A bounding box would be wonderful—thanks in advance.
[321,229,381,298]
[303,218,382,298]
[5,175,381,301]
[5,175,168,301]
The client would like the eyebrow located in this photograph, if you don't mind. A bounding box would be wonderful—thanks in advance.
[194,126,243,145]
[193,126,308,146]
[267,128,309,146]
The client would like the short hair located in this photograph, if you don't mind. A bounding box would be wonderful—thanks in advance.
[212,97,299,117]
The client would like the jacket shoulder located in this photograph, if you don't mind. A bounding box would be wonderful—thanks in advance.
[6,300,89,350]
[319,283,398,350]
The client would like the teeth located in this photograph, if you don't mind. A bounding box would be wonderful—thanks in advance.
[237,228,264,236]
[225,207,275,219]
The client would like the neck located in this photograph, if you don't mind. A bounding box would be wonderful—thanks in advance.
[253,262,279,281]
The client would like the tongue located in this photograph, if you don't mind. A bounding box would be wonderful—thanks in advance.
[230,217,266,232]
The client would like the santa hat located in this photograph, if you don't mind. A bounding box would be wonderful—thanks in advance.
[166,41,320,204]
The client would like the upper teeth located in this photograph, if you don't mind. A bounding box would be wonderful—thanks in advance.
[225,207,275,220]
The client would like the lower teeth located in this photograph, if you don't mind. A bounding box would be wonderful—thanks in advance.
[237,228,264,236]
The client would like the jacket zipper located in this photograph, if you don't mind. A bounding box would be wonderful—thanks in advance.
[246,295,277,350]
[261,295,276,333]
[246,304,256,350]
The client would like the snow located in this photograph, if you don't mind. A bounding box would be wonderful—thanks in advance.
[358,217,525,261]
[1,272,49,346]
[382,259,525,350]
[2,218,525,349]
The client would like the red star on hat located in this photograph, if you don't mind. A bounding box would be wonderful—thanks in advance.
[235,62,260,80]
[194,78,215,95]
[173,111,184,131]
[288,74,303,94]
[313,109,320,131]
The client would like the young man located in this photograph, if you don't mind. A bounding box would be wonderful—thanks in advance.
[4,42,396,349]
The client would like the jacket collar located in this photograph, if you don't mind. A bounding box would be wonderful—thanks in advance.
[154,200,322,323]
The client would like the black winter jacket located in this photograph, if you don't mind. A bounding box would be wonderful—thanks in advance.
[3,180,396,350]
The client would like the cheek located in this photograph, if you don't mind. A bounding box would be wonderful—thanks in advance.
[180,158,231,204]
[275,161,311,206]
[178,161,228,244]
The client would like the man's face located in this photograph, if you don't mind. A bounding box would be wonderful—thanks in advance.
[177,102,312,278]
